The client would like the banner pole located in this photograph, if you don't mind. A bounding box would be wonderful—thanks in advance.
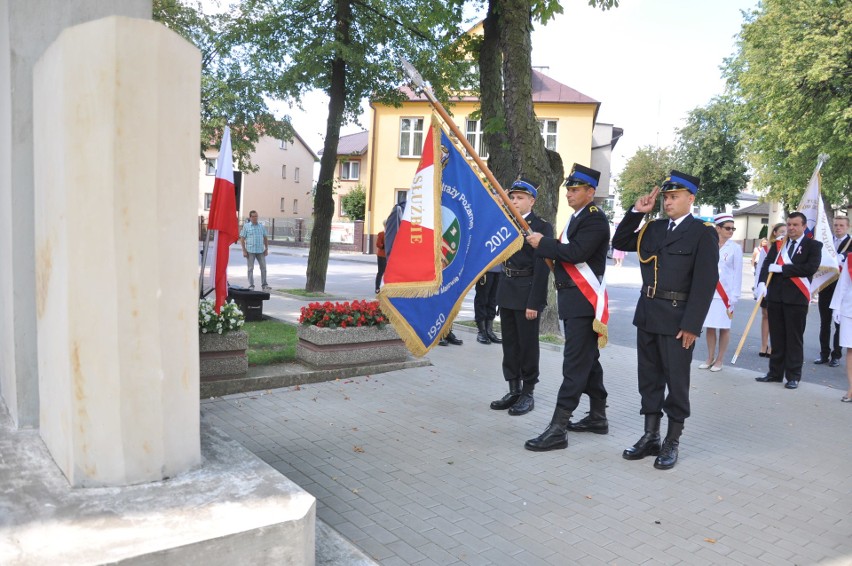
[399,57,531,235]
[730,272,774,364]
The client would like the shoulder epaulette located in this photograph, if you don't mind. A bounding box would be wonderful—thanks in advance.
[589,205,599,213]
[704,221,714,227]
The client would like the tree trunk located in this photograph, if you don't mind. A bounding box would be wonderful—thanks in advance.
[305,0,351,292]
[496,0,563,335]
[479,4,513,190]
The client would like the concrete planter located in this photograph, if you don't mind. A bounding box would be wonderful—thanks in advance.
[199,330,248,381]
[297,325,408,369]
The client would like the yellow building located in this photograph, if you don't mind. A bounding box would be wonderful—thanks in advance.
[364,68,601,245]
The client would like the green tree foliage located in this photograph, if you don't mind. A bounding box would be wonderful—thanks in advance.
[152,0,290,171]
[723,0,851,208]
[340,184,366,220]
[233,0,471,291]
[676,96,749,211]
[616,146,678,217]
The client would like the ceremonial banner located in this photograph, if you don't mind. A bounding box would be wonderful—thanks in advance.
[379,124,523,356]
[797,165,839,294]
[381,117,443,296]
[206,126,239,313]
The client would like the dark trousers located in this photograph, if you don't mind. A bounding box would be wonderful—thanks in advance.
[474,272,501,322]
[636,328,694,422]
[555,316,606,413]
[818,286,842,360]
[500,307,540,386]
[375,256,386,291]
[767,301,808,381]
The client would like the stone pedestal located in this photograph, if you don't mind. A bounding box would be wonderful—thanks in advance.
[32,16,201,487]
[297,325,408,368]
[200,330,249,380]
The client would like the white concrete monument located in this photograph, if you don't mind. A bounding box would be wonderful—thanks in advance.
[33,16,201,487]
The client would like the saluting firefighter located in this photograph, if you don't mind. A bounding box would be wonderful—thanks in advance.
[611,171,719,470]
[490,177,554,416]
[524,164,611,451]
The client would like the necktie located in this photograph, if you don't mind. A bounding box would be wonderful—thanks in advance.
[788,239,796,256]
[668,221,675,233]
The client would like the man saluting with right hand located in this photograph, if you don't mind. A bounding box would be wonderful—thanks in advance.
[611,171,718,470]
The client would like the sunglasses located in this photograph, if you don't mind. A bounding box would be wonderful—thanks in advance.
[719,226,736,232]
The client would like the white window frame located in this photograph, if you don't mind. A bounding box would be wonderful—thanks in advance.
[340,160,360,181]
[295,167,300,182]
[280,197,286,212]
[204,193,213,210]
[399,117,425,158]
[395,189,408,204]
[293,199,298,214]
[537,119,558,151]
[465,118,489,159]
[205,158,217,176]
[279,139,288,150]
[281,164,287,179]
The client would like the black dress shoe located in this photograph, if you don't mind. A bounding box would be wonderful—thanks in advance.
[785,380,799,389]
[814,358,830,364]
[755,375,782,383]
[508,393,534,416]
[829,358,840,368]
[445,332,463,346]
[438,339,448,346]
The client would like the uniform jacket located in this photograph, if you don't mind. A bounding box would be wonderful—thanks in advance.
[535,202,609,319]
[758,236,822,306]
[612,211,719,335]
[497,211,554,311]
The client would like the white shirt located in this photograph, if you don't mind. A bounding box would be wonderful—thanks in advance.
[716,239,743,303]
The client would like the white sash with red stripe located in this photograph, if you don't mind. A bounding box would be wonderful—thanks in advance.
[777,240,811,300]
[559,224,609,347]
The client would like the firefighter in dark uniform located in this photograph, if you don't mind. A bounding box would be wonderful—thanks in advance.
[523,164,611,451]
[490,177,554,416]
[611,171,718,470]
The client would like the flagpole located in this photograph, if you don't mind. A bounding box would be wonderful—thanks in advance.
[399,57,531,235]
[731,153,830,364]
[199,225,213,299]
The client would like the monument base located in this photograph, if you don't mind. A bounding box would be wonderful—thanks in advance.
[0,408,316,565]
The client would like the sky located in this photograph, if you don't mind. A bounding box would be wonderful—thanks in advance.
[203,0,759,178]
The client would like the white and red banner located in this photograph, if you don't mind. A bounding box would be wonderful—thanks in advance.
[797,161,840,294]
[381,117,443,296]
[206,126,238,313]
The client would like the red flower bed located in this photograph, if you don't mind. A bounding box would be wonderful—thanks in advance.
[298,300,388,329]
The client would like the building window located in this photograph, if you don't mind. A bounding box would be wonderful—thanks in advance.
[205,158,217,176]
[281,165,287,179]
[693,206,701,215]
[465,119,489,159]
[204,193,213,210]
[395,189,408,204]
[761,217,769,225]
[537,119,558,151]
[279,139,288,150]
[295,167,300,182]
[399,117,425,158]
[340,160,360,180]
[293,199,298,214]
[280,197,286,212]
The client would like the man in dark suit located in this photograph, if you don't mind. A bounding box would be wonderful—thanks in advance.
[523,164,610,451]
[611,171,719,470]
[489,177,553,416]
[815,216,850,367]
[755,212,823,389]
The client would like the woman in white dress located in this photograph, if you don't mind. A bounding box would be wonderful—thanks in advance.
[829,250,852,402]
[700,213,743,372]
[755,223,787,357]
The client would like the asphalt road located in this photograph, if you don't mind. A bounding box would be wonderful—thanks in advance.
[218,244,848,393]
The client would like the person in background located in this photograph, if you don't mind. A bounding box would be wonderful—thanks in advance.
[474,264,502,345]
[755,223,786,357]
[755,212,822,390]
[612,246,626,267]
[239,210,270,291]
[829,249,852,402]
[815,216,851,367]
[375,228,386,294]
[489,176,553,416]
[699,213,743,372]
[611,170,718,470]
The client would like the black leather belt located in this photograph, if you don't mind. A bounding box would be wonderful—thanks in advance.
[643,286,689,301]
[504,267,533,278]
[554,279,576,290]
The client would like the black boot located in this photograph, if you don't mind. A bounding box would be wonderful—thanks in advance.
[622,413,661,460]
[566,398,609,434]
[525,407,572,451]
[654,420,684,470]
[508,382,535,416]
[485,319,502,344]
[445,331,463,346]
[490,379,521,410]
[476,321,490,344]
